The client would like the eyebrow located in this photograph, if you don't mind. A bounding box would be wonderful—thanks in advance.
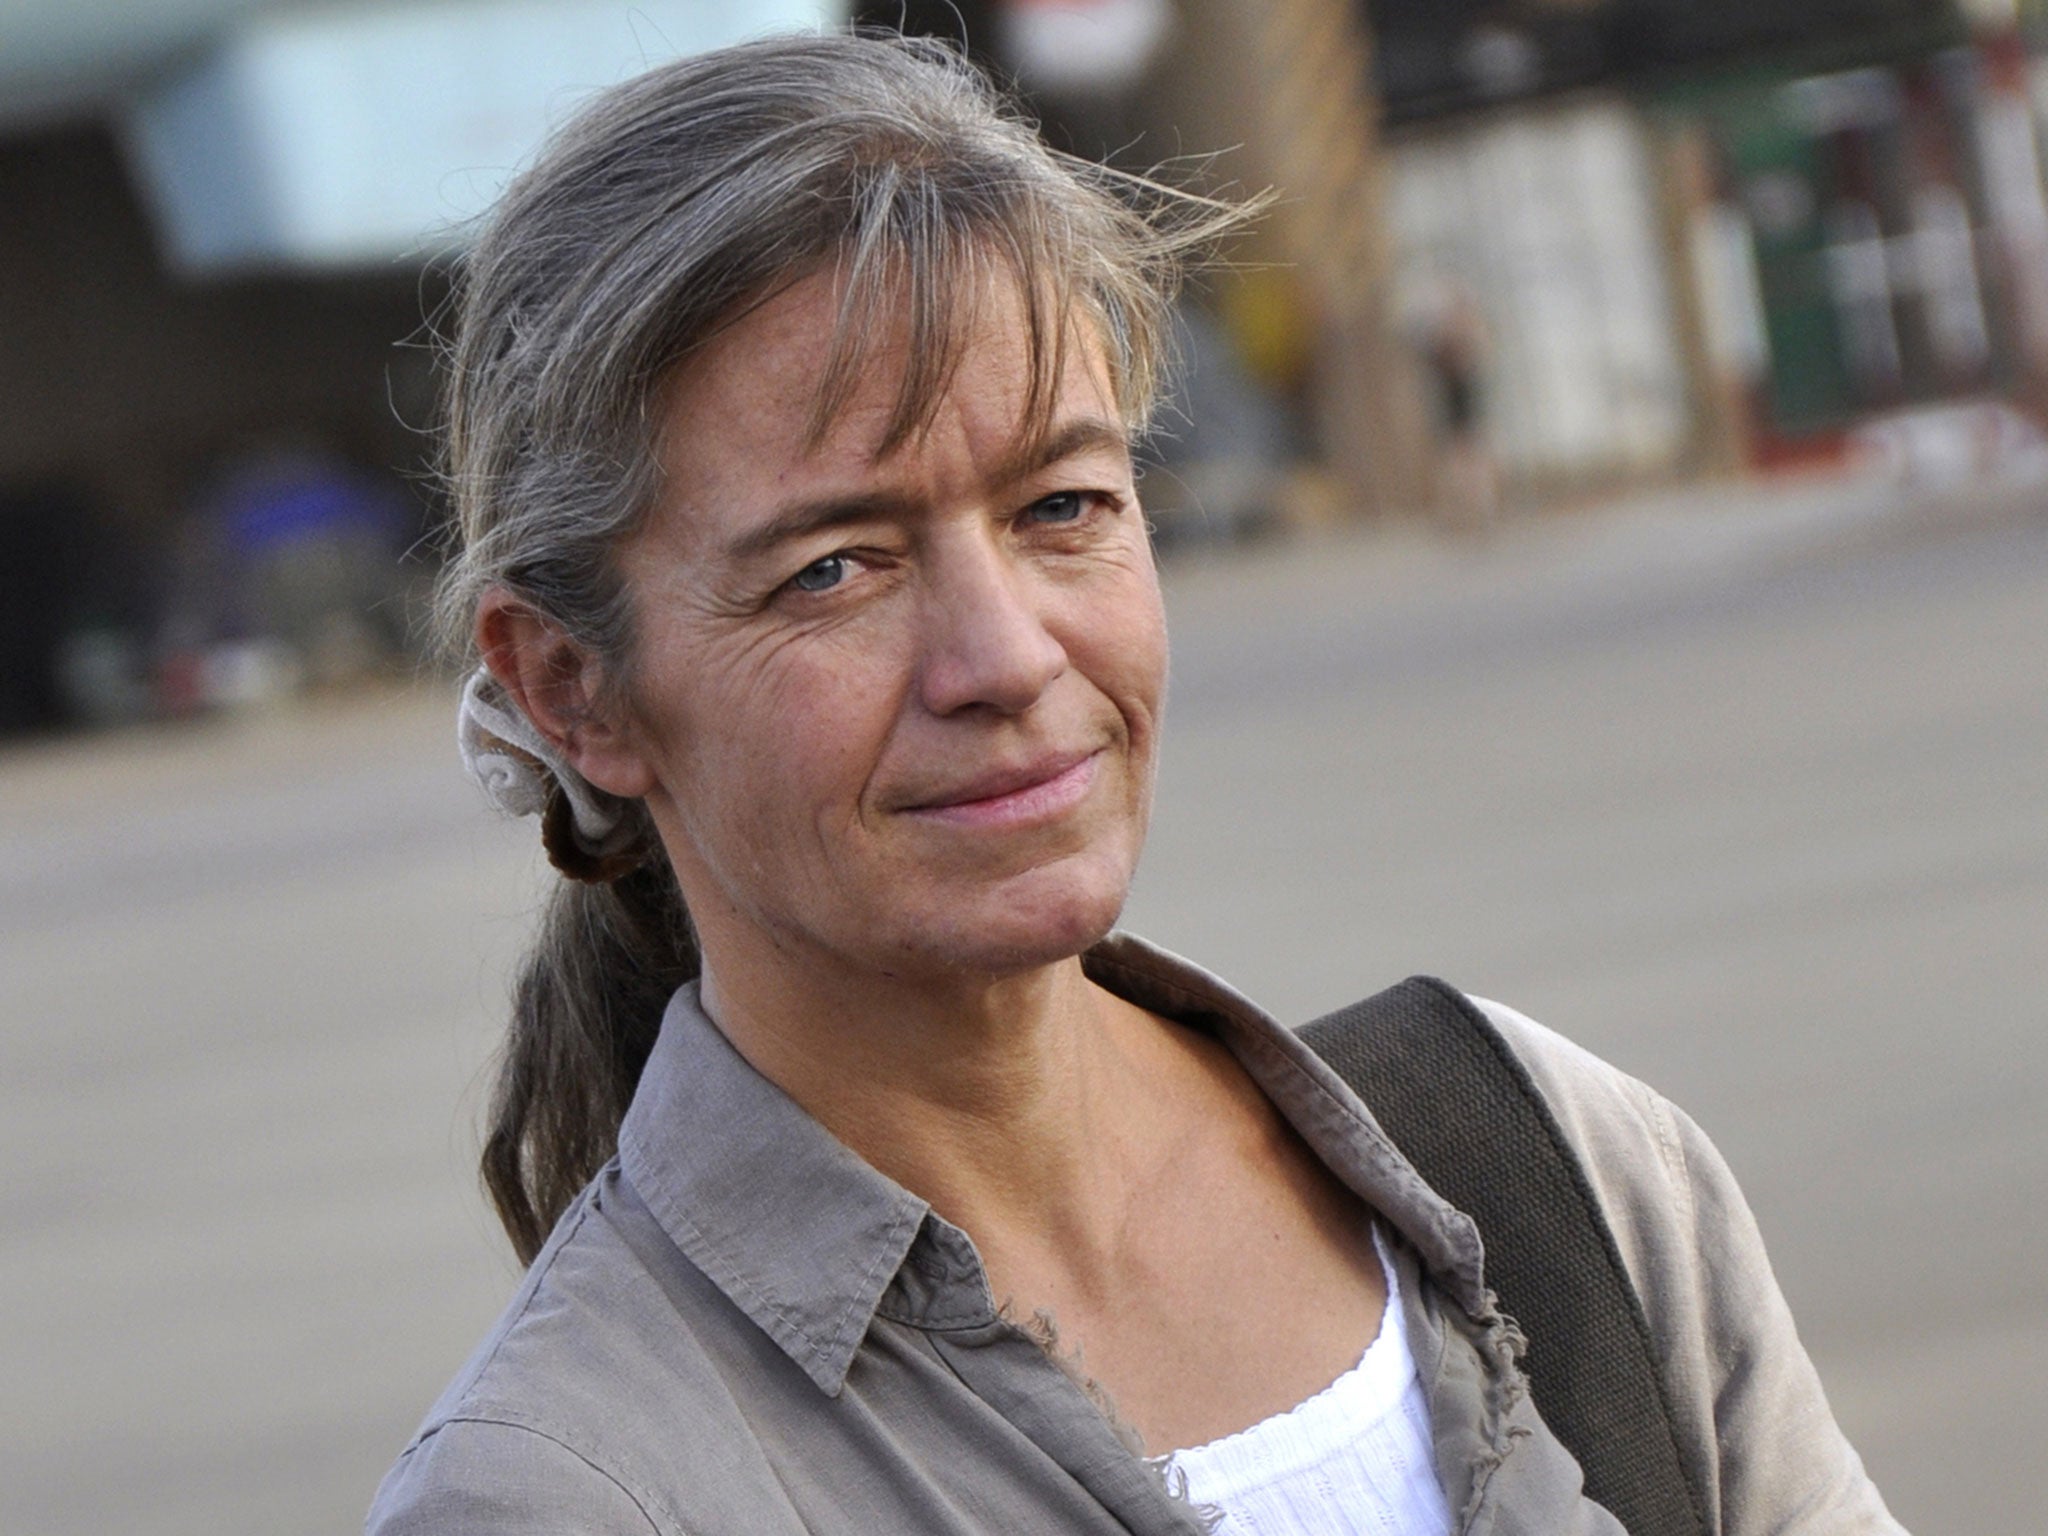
[725,415,1132,565]
[993,416,1132,489]
[726,492,901,566]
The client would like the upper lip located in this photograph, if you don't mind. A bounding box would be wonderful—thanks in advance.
[900,749,1097,811]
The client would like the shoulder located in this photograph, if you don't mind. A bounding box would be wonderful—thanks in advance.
[1463,995,1700,1249]
[367,1169,746,1536]
[368,1415,663,1535]
[1460,991,1766,1360]
[1464,995,1908,1536]
[1461,994,1801,1324]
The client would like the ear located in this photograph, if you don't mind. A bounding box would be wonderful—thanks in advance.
[475,589,658,800]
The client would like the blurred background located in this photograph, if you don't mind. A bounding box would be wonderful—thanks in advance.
[0,0,2042,1531]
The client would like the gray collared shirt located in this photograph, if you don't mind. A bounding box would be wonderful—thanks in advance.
[367,935,1899,1535]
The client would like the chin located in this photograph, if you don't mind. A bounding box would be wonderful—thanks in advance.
[891,860,1132,979]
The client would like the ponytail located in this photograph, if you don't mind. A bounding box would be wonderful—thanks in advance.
[481,855,698,1264]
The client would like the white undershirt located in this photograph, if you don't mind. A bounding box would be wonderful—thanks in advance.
[1156,1227,1453,1536]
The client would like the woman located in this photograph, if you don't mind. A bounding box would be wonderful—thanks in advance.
[372,32,1902,1535]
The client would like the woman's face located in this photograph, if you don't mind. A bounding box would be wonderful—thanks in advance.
[599,271,1167,992]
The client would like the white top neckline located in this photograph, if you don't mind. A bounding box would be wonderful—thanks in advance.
[1156,1226,1452,1535]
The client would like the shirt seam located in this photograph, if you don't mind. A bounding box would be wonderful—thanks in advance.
[419,1410,680,1535]
[1236,1014,1481,1267]
[621,1069,929,1393]
[434,1196,599,1429]
[1094,950,1406,1157]
[819,1198,928,1381]
[1645,1088,1698,1242]
[1084,950,1223,1017]
[874,1298,996,1328]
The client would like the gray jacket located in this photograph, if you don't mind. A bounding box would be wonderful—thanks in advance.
[367,933,1904,1534]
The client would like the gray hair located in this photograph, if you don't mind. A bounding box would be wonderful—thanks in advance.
[440,30,1251,1263]
[438,28,1239,676]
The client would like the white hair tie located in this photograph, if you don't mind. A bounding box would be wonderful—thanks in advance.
[456,668,642,876]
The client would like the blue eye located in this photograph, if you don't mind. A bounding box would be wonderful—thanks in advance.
[1030,492,1087,524]
[790,554,849,593]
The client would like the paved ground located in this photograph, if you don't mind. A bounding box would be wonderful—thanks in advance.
[3,469,2043,1533]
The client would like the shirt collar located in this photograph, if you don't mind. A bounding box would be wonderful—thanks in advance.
[616,981,932,1396]
[616,934,1489,1398]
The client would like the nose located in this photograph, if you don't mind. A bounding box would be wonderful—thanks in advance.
[915,535,1068,717]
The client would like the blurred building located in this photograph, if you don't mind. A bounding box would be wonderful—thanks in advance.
[1318,0,2048,502]
[1657,12,2048,477]
[0,0,843,732]
[890,0,2048,516]
[7,0,2047,731]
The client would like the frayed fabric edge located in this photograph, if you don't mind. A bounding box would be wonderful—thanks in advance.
[1452,1291,1535,1531]
[1001,1303,1228,1533]
[1151,1456,1229,1535]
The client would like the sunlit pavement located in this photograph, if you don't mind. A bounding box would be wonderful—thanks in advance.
[4,470,2042,1534]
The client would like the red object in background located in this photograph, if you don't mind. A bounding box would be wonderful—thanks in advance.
[154,647,210,718]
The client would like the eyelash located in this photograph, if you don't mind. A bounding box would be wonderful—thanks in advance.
[776,490,1119,599]
[789,553,854,594]
[1027,490,1090,525]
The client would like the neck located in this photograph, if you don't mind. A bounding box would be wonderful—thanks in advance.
[697,938,1195,1277]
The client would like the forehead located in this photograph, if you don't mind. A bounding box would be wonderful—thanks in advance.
[652,270,1117,511]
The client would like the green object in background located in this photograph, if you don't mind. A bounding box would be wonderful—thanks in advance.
[1716,91,1858,436]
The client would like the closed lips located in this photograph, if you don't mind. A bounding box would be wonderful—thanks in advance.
[902,750,1099,812]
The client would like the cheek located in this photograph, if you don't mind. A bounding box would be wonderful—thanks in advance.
[693,627,911,826]
[1073,566,1169,729]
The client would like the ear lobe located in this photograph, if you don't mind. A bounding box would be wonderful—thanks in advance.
[474,590,658,800]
